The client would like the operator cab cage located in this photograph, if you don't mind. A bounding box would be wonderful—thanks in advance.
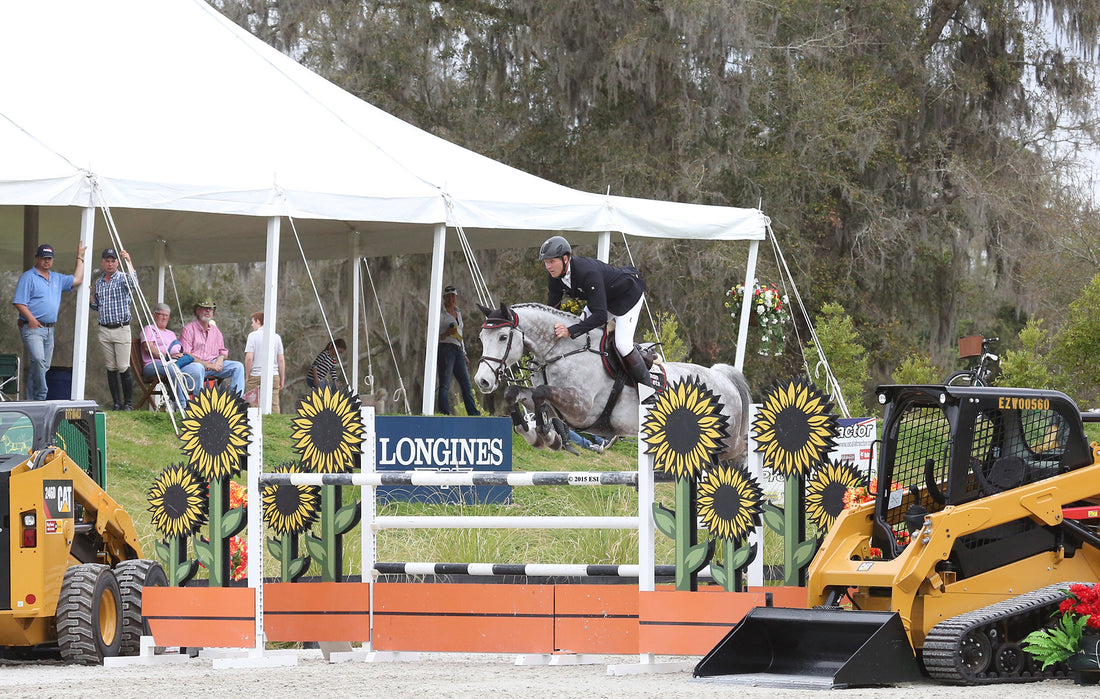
[870,386,1092,562]
[0,401,105,485]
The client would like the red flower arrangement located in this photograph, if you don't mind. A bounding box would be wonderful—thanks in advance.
[228,481,247,581]
[1024,582,1100,668]
[1063,583,1100,629]
[844,478,910,557]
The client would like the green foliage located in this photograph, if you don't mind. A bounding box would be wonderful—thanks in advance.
[642,311,688,362]
[804,303,871,415]
[1023,612,1089,669]
[891,354,939,385]
[1053,274,1100,404]
[999,318,1055,390]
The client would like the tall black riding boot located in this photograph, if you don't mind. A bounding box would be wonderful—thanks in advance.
[119,369,134,411]
[622,348,659,392]
[106,370,122,410]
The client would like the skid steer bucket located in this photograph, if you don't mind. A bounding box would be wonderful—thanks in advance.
[693,607,923,689]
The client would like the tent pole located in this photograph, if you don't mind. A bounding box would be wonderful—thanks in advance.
[734,239,760,372]
[23,205,38,272]
[155,239,167,303]
[259,216,281,414]
[71,206,95,400]
[422,223,446,415]
[597,231,611,262]
[349,231,361,396]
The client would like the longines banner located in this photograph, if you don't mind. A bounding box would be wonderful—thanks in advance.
[375,416,513,505]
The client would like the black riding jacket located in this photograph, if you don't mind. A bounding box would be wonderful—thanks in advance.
[546,256,645,338]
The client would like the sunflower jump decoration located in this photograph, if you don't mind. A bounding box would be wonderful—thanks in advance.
[178,385,252,587]
[263,462,321,582]
[752,376,838,585]
[644,376,729,591]
[147,462,207,586]
[698,463,765,591]
[806,459,864,533]
[292,386,364,582]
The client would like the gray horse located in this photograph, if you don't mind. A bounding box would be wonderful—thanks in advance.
[474,302,752,462]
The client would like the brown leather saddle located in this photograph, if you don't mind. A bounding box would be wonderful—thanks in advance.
[598,329,667,390]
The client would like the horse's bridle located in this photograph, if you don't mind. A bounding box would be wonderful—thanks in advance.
[478,310,522,387]
[479,308,605,388]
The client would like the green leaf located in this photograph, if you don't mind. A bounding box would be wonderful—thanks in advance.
[334,501,362,535]
[652,503,676,540]
[1023,613,1088,668]
[154,539,170,563]
[792,537,820,569]
[193,537,212,568]
[267,536,284,559]
[728,543,756,571]
[762,502,784,535]
[172,560,198,587]
[288,556,311,582]
[683,540,712,574]
[220,506,246,538]
[304,533,325,561]
[710,561,728,588]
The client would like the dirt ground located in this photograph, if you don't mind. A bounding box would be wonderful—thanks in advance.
[1,651,1098,698]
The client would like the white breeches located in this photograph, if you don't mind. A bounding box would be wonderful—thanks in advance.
[581,294,644,357]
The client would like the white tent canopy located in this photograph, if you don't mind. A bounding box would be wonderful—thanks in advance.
[0,0,768,411]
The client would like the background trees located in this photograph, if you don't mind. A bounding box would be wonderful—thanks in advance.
[181,0,1100,410]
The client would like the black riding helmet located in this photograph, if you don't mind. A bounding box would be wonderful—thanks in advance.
[538,235,572,260]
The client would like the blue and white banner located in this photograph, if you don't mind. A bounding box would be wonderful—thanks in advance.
[375,416,513,504]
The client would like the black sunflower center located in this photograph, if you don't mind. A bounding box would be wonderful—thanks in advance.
[664,406,703,455]
[309,408,347,454]
[774,405,812,452]
[196,410,234,453]
[275,484,302,515]
[709,483,742,521]
[821,480,849,518]
[163,483,192,519]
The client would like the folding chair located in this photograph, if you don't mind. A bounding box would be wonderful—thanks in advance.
[131,339,162,410]
[0,353,20,400]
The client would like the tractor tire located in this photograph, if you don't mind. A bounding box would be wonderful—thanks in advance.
[115,559,168,655]
[56,563,122,665]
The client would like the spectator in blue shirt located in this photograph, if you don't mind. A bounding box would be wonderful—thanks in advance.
[90,248,137,410]
[13,242,86,400]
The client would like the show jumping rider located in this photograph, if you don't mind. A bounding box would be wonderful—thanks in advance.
[539,235,658,391]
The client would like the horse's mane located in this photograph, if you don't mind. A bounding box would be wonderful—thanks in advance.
[483,302,578,325]
[510,303,579,323]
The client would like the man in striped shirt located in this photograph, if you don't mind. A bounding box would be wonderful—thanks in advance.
[90,248,136,410]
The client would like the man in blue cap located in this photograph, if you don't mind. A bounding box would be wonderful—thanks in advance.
[13,241,87,400]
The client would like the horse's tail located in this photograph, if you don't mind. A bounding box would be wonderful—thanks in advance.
[710,363,752,439]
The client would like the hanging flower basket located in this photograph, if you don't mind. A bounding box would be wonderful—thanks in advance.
[725,281,790,356]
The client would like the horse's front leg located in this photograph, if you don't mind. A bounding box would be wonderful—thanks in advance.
[530,385,594,435]
[502,386,547,448]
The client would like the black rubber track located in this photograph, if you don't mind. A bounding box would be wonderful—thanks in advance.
[56,563,122,665]
[922,582,1084,684]
[115,559,168,656]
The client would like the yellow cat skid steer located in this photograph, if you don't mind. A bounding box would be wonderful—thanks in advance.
[0,401,165,664]
[697,385,1100,687]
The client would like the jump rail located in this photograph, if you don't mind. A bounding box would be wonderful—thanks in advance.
[260,470,674,487]
[375,562,712,578]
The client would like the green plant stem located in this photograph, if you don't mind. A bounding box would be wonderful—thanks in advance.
[209,477,227,587]
[783,477,801,586]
